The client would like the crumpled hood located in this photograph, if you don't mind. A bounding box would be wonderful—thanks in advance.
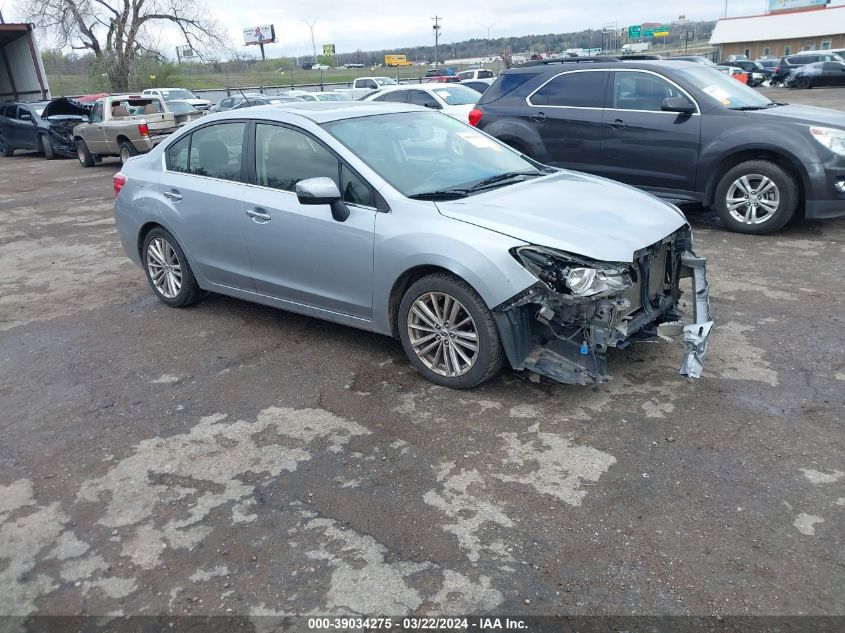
[435,171,688,262]
[41,97,92,119]
[748,103,845,129]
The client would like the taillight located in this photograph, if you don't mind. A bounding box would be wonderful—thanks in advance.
[468,108,483,127]
[138,122,149,137]
[114,172,127,197]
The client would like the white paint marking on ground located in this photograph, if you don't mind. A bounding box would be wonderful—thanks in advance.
[423,466,513,563]
[793,513,824,536]
[495,429,617,506]
[150,373,185,384]
[189,565,230,583]
[800,468,844,485]
[706,321,779,386]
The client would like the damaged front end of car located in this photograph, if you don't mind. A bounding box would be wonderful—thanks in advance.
[493,227,713,385]
[41,97,93,157]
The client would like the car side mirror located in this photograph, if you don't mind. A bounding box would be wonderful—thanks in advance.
[662,96,695,114]
[424,102,442,109]
[296,177,350,222]
[20,113,32,121]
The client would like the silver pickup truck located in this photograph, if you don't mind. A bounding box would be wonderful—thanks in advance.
[73,95,179,166]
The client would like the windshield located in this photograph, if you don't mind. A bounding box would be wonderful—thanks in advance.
[316,93,345,101]
[168,101,198,114]
[374,78,398,86]
[323,111,541,197]
[430,85,479,105]
[675,66,772,109]
[161,89,196,101]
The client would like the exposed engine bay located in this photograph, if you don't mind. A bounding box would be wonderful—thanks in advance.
[493,227,713,385]
[40,97,93,157]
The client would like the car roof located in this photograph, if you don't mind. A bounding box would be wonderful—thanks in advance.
[375,83,469,94]
[211,101,421,124]
[502,59,700,75]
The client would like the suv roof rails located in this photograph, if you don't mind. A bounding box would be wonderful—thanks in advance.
[616,54,664,61]
[519,56,621,67]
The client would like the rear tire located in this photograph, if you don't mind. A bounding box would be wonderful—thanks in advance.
[40,135,56,160]
[714,160,798,235]
[398,273,503,389]
[0,132,13,157]
[795,76,811,89]
[76,138,95,167]
[119,140,138,164]
[142,227,204,308]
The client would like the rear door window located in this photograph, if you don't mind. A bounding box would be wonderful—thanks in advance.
[530,71,608,108]
[375,91,408,103]
[168,134,191,173]
[186,122,246,181]
[408,90,439,108]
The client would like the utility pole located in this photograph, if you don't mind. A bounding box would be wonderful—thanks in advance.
[477,22,496,57]
[432,16,442,66]
[303,18,319,63]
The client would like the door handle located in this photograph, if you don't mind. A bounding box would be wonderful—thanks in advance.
[246,208,271,223]
[530,111,547,122]
[163,190,182,202]
[607,119,627,129]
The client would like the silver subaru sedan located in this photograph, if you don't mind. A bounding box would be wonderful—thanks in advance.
[113,102,713,388]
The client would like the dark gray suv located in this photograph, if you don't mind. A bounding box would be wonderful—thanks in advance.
[471,58,845,234]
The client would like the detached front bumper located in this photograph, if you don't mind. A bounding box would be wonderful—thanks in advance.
[493,234,713,386]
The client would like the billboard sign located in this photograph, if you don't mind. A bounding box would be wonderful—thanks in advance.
[178,45,194,58]
[323,44,336,56]
[768,0,827,12]
[243,25,276,45]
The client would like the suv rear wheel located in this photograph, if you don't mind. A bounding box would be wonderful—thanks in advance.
[0,132,13,157]
[714,160,798,234]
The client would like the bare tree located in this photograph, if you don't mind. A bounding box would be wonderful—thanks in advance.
[17,0,225,90]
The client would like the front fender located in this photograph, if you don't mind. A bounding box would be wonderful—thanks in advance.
[371,217,537,335]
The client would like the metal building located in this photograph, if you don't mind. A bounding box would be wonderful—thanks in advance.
[1,23,50,102]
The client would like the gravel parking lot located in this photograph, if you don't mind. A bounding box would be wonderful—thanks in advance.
[1,87,844,626]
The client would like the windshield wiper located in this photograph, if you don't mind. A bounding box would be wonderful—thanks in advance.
[465,171,540,192]
[407,190,469,200]
[729,102,785,111]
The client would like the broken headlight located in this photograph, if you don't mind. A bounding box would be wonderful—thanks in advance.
[513,246,632,298]
[810,126,845,156]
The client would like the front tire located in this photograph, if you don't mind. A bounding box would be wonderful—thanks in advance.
[40,135,56,160]
[398,273,503,389]
[76,138,94,167]
[142,227,203,307]
[714,160,798,234]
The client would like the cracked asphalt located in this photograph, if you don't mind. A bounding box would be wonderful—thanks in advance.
[1,87,844,625]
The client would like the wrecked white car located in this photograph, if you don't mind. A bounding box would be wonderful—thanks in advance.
[114,103,712,388]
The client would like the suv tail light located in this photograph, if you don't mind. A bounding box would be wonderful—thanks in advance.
[468,108,483,127]
[114,172,127,197]
[138,122,149,137]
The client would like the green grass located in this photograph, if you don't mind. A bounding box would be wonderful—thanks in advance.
[46,65,451,97]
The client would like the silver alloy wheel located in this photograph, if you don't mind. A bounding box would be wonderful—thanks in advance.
[120,146,130,164]
[407,292,479,377]
[77,144,86,164]
[726,173,780,225]
[146,237,182,299]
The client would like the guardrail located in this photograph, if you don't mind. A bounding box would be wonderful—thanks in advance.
[191,78,431,102]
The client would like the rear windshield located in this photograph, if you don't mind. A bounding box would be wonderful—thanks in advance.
[110,99,163,116]
[478,71,536,103]
[430,85,480,105]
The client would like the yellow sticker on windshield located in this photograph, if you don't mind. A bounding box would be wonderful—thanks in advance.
[457,132,502,151]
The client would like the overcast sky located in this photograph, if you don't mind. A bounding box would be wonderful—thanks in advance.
[5,0,845,57]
